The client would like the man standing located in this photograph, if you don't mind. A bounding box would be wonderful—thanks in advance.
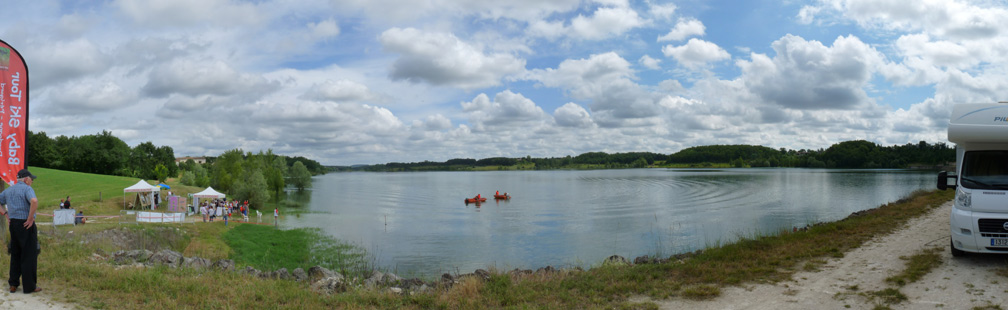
[0,169,40,294]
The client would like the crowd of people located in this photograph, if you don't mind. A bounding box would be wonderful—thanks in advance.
[198,199,250,223]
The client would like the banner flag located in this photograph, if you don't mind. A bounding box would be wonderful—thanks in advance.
[0,39,27,185]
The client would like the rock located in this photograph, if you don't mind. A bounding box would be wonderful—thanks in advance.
[508,269,533,278]
[149,250,184,267]
[635,255,666,265]
[112,249,153,265]
[602,255,629,267]
[242,266,261,278]
[474,269,491,280]
[182,257,212,269]
[381,272,402,285]
[213,259,235,272]
[292,268,308,282]
[401,278,426,290]
[273,268,291,280]
[311,276,348,294]
[534,266,556,275]
[308,266,339,283]
[365,271,384,288]
[388,287,403,295]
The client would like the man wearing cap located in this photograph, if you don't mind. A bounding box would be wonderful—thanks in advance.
[0,169,40,294]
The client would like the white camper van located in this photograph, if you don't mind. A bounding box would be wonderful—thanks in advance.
[939,103,1008,256]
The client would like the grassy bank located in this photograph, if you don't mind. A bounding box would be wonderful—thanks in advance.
[0,168,954,309]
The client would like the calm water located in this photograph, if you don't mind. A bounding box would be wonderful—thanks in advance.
[279,168,935,277]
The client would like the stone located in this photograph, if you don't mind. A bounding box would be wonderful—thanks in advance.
[534,266,556,275]
[311,276,348,294]
[292,268,308,282]
[381,272,402,285]
[388,287,403,295]
[602,255,629,267]
[182,257,212,269]
[474,269,491,280]
[149,250,183,267]
[213,259,235,272]
[112,249,153,265]
[365,271,384,288]
[242,266,262,278]
[307,266,339,283]
[273,268,291,280]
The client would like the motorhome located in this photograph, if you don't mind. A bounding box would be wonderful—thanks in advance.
[938,103,1008,256]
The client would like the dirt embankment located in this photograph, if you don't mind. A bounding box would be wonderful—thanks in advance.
[651,201,1008,309]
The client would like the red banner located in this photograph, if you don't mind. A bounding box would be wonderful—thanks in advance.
[0,39,28,185]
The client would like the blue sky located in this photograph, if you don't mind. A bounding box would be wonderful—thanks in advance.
[2,0,1006,165]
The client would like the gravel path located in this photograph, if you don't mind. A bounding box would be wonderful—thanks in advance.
[652,201,1008,309]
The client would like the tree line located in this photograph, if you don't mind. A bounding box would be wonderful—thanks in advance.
[27,130,179,181]
[358,140,955,171]
[177,149,316,208]
[27,130,324,209]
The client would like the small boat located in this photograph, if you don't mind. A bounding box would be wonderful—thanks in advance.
[464,197,487,204]
[493,194,510,200]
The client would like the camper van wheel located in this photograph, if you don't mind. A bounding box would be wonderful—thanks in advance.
[951,238,966,257]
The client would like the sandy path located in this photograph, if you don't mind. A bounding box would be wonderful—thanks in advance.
[653,201,1008,309]
[0,290,75,309]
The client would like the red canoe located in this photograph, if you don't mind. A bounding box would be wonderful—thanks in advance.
[464,197,487,203]
[493,194,510,200]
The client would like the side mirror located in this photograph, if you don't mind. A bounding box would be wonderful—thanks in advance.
[937,171,957,190]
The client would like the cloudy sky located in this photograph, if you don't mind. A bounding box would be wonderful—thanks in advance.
[2,0,1005,165]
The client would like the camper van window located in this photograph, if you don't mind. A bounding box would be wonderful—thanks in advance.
[961,151,1008,190]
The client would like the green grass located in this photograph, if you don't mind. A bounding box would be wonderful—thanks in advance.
[222,224,372,277]
[886,247,942,286]
[28,167,205,216]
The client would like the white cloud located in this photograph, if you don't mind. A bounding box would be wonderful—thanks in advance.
[638,55,661,70]
[815,0,1006,40]
[28,38,110,88]
[648,2,677,20]
[301,79,374,102]
[553,102,594,128]
[380,27,525,90]
[143,59,279,98]
[461,90,548,131]
[662,38,731,69]
[115,0,263,27]
[308,18,340,39]
[46,81,137,115]
[657,18,705,42]
[796,5,821,25]
[528,5,646,41]
[528,52,635,100]
[737,34,884,110]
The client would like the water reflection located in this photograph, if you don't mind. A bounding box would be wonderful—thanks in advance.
[279,168,936,278]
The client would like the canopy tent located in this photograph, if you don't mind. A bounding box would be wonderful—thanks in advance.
[192,187,226,209]
[123,180,160,210]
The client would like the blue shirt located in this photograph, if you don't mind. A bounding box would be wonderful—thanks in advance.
[0,181,36,220]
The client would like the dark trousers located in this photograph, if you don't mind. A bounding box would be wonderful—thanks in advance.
[8,219,38,292]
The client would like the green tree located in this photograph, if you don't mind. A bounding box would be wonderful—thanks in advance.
[154,164,169,183]
[180,171,196,186]
[268,156,287,197]
[289,161,312,191]
[232,168,271,209]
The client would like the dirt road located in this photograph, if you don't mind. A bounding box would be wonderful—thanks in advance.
[655,201,1008,309]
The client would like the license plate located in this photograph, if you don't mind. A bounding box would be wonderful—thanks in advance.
[992,239,1008,246]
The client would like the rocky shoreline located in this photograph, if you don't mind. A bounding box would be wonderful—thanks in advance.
[107,249,682,296]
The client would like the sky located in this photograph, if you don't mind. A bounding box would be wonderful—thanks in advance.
[2,0,1007,166]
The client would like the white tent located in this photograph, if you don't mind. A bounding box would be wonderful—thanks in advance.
[192,187,226,209]
[124,180,160,209]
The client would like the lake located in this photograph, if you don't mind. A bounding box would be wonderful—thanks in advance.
[279,168,936,278]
